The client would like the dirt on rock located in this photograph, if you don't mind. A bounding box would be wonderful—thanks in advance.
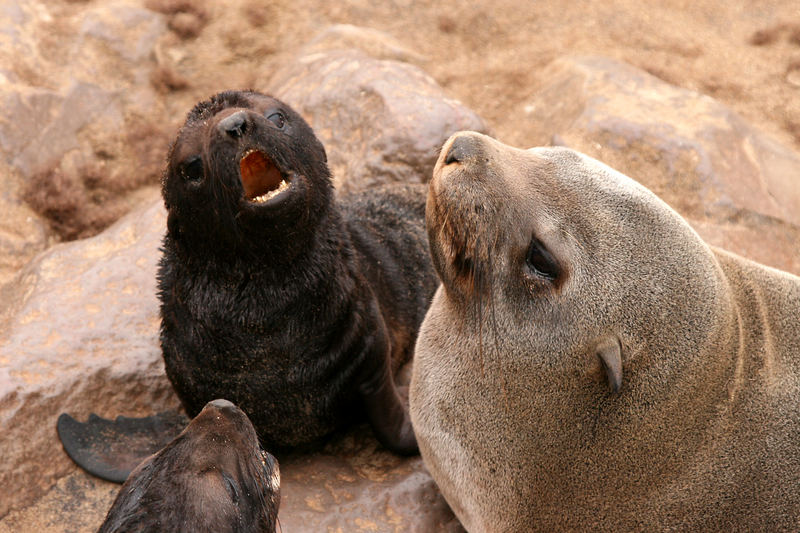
[9,0,800,243]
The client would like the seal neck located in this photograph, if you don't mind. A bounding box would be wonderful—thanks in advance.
[169,206,355,289]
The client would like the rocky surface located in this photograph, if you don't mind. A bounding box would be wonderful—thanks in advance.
[524,55,800,275]
[0,473,118,533]
[2,0,799,251]
[0,194,178,518]
[268,40,489,192]
[0,161,50,288]
[0,0,174,248]
[1,0,799,531]
[276,426,462,532]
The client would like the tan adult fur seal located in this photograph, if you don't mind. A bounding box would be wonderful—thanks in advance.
[409,131,800,531]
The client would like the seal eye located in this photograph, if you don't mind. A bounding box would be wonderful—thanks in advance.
[266,112,286,129]
[179,155,203,182]
[526,238,559,280]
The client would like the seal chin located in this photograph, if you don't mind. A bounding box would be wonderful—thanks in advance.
[240,149,293,204]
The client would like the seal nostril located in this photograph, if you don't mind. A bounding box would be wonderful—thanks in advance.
[445,137,470,165]
[219,112,247,139]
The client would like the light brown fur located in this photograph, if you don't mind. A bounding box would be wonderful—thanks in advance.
[409,131,800,531]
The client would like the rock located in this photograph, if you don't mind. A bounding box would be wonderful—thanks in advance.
[6,82,124,178]
[267,27,489,192]
[278,426,463,532]
[524,56,800,274]
[0,472,118,533]
[0,1,175,243]
[301,24,427,64]
[0,160,49,289]
[0,193,179,518]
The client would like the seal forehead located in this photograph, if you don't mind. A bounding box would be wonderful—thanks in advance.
[187,90,273,122]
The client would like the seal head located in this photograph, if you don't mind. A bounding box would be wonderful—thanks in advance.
[163,90,330,258]
[98,399,280,533]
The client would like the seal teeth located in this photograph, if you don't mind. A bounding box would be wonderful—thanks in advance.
[251,178,289,203]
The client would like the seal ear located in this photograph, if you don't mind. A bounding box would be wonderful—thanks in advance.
[594,335,623,393]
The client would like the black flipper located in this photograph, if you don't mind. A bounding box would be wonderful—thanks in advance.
[358,341,418,456]
[57,410,189,483]
[360,371,418,455]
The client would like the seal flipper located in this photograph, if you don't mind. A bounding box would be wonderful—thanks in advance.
[358,354,418,455]
[57,410,188,483]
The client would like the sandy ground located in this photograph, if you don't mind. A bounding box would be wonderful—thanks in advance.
[17,0,800,242]
[151,0,800,155]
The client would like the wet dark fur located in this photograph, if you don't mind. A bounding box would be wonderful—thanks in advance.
[98,400,279,533]
[159,91,437,453]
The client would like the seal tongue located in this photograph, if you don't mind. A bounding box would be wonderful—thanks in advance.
[240,150,286,202]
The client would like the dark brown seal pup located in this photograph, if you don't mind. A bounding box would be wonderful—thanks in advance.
[159,90,436,454]
[98,399,280,533]
[410,131,800,531]
[59,91,437,483]
[59,91,437,480]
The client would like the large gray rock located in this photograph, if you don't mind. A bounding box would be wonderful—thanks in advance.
[0,193,178,518]
[267,27,490,192]
[525,56,800,274]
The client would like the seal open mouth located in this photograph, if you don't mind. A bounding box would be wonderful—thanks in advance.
[240,150,290,203]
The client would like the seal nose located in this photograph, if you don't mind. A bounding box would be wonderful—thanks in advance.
[209,398,236,410]
[218,111,247,138]
[444,135,474,165]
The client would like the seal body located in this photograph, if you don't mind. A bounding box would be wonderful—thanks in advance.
[410,131,800,531]
[159,91,436,454]
[98,399,280,533]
